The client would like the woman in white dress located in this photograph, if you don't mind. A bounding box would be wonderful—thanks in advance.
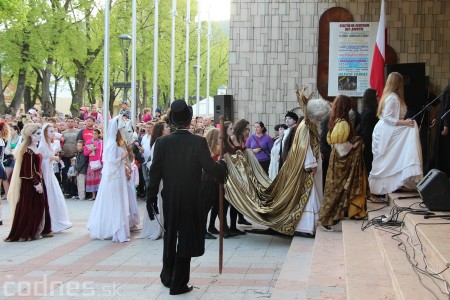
[125,148,140,231]
[38,124,72,232]
[268,124,287,180]
[369,72,423,195]
[138,121,170,240]
[87,115,132,243]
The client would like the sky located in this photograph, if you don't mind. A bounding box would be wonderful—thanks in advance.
[199,0,230,21]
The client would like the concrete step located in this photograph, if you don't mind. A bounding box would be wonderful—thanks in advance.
[367,193,450,300]
[342,220,396,300]
[271,236,315,299]
[305,227,347,299]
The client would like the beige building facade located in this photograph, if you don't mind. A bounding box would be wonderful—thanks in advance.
[229,0,450,134]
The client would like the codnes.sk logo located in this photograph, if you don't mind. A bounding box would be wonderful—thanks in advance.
[3,275,121,297]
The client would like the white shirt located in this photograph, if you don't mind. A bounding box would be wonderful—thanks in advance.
[141,134,152,162]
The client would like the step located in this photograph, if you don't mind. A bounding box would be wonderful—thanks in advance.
[342,220,396,300]
[367,193,450,300]
[391,196,450,286]
[271,236,315,299]
[305,228,347,299]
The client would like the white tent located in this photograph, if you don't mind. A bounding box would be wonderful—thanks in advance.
[191,96,214,116]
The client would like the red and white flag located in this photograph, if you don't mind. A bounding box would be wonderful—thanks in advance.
[370,0,386,100]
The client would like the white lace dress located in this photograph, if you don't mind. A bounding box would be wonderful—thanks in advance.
[38,129,72,233]
[369,93,423,194]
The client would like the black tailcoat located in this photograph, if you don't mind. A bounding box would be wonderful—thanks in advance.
[147,130,226,258]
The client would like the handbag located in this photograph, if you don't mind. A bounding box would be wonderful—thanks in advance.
[3,155,14,167]
[89,160,102,171]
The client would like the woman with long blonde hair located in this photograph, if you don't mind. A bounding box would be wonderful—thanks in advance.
[369,72,423,194]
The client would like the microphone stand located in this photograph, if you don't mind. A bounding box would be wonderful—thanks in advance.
[411,85,450,120]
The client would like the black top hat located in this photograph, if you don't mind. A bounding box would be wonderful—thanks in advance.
[169,100,193,126]
[285,111,299,122]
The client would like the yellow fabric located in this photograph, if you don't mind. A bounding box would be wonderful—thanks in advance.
[327,119,350,144]
[224,118,319,235]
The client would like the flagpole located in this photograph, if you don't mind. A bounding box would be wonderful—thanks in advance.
[102,0,110,133]
[131,0,137,126]
[206,3,211,117]
[370,0,386,99]
[153,0,159,115]
[170,0,177,103]
[195,0,201,116]
[184,0,191,103]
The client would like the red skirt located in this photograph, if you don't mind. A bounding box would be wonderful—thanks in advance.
[86,165,102,192]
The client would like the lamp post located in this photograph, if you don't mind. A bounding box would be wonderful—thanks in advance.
[119,34,132,104]
[193,64,201,115]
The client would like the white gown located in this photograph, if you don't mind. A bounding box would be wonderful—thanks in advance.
[127,159,140,228]
[295,146,322,235]
[87,116,131,243]
[138,144,164,240]
[369,93,423,194]
[38,126,72,233]
[268,137,282,180]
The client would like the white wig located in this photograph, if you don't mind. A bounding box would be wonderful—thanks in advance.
[306,98,331,123]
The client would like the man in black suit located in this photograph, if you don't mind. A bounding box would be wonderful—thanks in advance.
[146,100,227,295]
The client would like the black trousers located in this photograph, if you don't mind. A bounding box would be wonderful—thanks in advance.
[160,253,191,294]
[61,156,73,194]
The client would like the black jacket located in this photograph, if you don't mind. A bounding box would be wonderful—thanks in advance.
[147,130,226,258]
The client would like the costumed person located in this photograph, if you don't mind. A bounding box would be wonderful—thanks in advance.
[245,121,273,174]
[318,94,367,230]
[138,121,170,240]
[358,88,379,175]
[223,86,327,236]
[0,122,10,224]
[5,123,53,241]
[429,83,450,177]
[268,124,287,180]
[87,115,134,243]
[146,100,227,295]
[369,72,423,194]
[124,142,140,232]
[294,98,331,237]
[280,111,301,167]
[38,124,72,233]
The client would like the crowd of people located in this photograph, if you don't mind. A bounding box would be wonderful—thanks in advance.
[1,72,448,295]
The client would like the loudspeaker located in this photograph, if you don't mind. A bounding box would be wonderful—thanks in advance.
[213,95,233,124]
[385,63,426,114]
[417,169,450,211]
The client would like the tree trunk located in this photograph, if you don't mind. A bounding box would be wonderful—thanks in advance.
[0,65,6,114]
[70,68,87,117]
[9,68,27,115]
[41,56,55,117]
[142,76,148,109]
[24,85,32,112]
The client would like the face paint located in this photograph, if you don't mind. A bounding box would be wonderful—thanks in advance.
[31,130,42,143]
[47,127,55,139]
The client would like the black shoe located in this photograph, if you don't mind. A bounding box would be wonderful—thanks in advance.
[208,227,219,234]
[170,285,193,295]
[205,232,217,239]
[238,219,252,226]
[230,228,246,235]
[293,231,315,238]
[223,231,238,238]
[0,220,2,226]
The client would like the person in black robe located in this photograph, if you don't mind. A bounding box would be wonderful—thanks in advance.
[358,88,379,175]
[429,84,450,177]
[146,100,227,295]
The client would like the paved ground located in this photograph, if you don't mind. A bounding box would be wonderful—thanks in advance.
[0,197,292,299]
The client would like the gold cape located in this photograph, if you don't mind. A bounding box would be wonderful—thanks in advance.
[224,118,320,235]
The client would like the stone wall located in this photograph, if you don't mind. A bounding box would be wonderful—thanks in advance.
[229,0,450,133]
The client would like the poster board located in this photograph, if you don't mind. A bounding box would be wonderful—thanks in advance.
[328,22,378,97]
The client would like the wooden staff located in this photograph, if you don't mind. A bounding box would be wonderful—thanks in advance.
[218,115,225,274]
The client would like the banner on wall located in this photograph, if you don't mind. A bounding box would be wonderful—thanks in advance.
[328,22,378,97]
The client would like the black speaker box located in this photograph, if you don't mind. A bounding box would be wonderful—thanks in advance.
[385,63,426,114]
[417,169,450,211]
[213,95,233,124]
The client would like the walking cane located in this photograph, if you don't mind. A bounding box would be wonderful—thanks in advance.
[218,116,225,274]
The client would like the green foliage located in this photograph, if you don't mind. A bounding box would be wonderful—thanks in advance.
[0,0,229,114]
